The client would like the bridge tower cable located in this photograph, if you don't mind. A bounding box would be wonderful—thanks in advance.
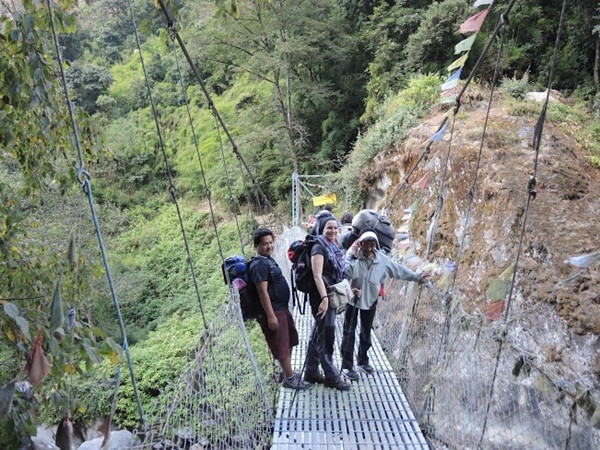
[169,33,242,257]
[123,0,236,425]
[385,0,519,213]
[155,0,285,228]
[44,0,145,427]
[477,0,569,447]
[421,14,508,424]
[391,0,520,423]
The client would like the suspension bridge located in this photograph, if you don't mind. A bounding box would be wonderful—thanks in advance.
[35,0,600,447]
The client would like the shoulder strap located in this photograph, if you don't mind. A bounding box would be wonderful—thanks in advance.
[249,256,279,301]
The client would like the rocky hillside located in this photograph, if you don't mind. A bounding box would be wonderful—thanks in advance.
[373,91,599,335]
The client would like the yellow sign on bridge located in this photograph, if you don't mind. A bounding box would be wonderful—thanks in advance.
[312,193,337,206]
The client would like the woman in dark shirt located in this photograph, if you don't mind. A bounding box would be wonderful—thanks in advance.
[303,217,351,391]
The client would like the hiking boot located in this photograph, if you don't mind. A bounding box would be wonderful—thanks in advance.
[282,373,310,390]
[324,377,351,391]
[304,371,326,384]
[359,364,374,375]
[342,369,359,381]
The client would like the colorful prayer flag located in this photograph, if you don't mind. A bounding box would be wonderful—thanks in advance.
[405,254,423,269]
[459,9,489,34]
[474,0,494,6]
[565,251,600,268]
[441,69,462,91]
[431,121,449,142]
[447,53,469,72]
[25,332,51,386]
[398,240,412,251]
[441,86,458,104]
[484,300,505,321]
[455,34,477,54]
[413,170,433,190]
[424,156,437,171]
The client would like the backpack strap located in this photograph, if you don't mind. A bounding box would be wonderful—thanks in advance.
[248,255,278,303]
[289,266,307,315]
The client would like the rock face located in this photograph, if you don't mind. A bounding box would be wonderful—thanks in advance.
[374,95,600,334]
[77,430,140,450]
[32,436,59,450]
[368,93,599,448]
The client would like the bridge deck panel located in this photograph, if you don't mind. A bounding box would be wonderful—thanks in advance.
[272,309,429,449]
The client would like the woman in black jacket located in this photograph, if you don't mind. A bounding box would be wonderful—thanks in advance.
[303,216,351,391]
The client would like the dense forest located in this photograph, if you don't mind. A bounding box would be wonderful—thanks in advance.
[1,0,599,446]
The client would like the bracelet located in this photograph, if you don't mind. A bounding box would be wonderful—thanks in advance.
[321,295,329,300]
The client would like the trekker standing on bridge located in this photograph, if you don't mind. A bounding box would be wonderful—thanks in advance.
[250,227,310,390]
[341,229,430,381]
[304,217,352,391]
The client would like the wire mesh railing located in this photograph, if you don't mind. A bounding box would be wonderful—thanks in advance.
[128,227,304,449]
[378,272,600,449]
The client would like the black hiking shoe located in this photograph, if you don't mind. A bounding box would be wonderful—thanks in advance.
[359,364,375,375]
[282,373,310,390]
[324,377,351,391]
[304,371,326,384]
[343,369,359,381]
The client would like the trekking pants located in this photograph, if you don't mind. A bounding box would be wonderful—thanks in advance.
[306,307,339,381]
[341,300,378,369]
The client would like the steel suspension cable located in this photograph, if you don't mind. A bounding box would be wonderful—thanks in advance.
[477,0,569,446]
[155,0,285,227]
[423,21,508,421]
[169,33,233,259]
[399,4,523,417]
[124,0,233,423]
[386,0,519,213]
[167,15,274,424]
[45,0,145,426]
[211,111,250,252]
[425,112,457,259]
[124,0,210,330]
[409,1,521,320]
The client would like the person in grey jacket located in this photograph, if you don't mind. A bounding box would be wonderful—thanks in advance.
[341,229,430,380]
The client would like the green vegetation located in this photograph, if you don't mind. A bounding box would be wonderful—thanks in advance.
[1,0,598,445]
[339,74,442,204]
[499,72,531,100]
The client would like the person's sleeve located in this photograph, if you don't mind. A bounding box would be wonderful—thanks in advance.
[345,256,357,280]
[386,259,421,282]
[249,260,269,284]
[311,243,324,257]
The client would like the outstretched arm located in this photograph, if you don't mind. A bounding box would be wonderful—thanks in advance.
[388,260,429,283]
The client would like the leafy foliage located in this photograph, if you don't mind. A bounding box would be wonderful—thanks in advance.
[66,62,114,114]
[499,71,531,100]
[338,74,442,208]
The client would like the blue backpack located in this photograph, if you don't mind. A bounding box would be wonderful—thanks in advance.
[222,255,276,320]
[222,255,260,320]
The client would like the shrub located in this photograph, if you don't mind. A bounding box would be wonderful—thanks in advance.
[499,71,530,100]
[338,75,442,206]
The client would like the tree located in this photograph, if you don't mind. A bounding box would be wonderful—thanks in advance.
[66,62,114,114]
[1,1,117,446]
[185,0,368,183]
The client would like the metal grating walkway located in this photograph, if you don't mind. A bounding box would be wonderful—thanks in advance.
[272,308,429,449]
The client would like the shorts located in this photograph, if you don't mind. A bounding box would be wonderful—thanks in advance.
[257,309,299,360]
